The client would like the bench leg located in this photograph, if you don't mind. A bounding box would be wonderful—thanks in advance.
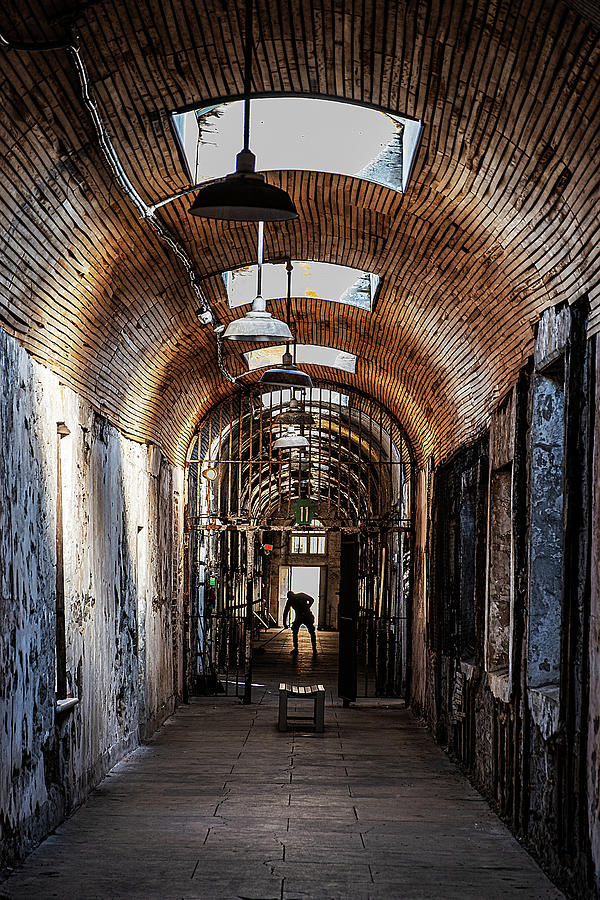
[278,689,288,732]
[315,692,325,732]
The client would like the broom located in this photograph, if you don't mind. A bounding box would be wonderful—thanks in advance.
[254,625,287,653]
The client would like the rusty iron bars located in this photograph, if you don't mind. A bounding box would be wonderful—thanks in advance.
[186,382,414,528]
[185,382,415,698]
[187,524,266,696]
[355,613,409,698]
[355,525,412,697]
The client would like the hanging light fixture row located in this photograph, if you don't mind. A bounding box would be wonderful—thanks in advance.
[187,0,298,222]
[273,396,315,426]
[259,260,313,389]
[223,222,293,342]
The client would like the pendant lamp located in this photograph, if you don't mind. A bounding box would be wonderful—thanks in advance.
[273,395,315,427]
[272,429,309,451]
[224,223,293,342]
[188,0,298,222]
[259,261,313,387]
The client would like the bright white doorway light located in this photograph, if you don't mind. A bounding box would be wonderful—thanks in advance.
[173,97,421,193]
[278,565,321,625]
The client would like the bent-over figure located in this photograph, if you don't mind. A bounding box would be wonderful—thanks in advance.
[283,590,317,655]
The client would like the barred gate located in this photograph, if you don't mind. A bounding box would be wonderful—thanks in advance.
[355,527,412,698]
[185,381,415,700]
[186,520,252,698]
[198,611,247,697]
[356,613,408,697]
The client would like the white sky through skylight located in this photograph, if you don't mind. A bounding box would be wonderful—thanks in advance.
[261,388,349,408]
[246,345,357,373]
[173,97,421,192]
[224,261,379,310]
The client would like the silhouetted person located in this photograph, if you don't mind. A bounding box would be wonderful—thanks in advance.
[283,590,317,655]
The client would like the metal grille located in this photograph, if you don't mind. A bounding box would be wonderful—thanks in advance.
[185,381,415,698]
[187,382,413,528]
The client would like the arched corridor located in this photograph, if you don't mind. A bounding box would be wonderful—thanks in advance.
[1,1,600,897]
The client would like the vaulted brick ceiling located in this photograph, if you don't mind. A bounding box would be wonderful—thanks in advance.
[1,0,598,466]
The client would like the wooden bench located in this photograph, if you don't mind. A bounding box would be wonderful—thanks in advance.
[278,682,325,732]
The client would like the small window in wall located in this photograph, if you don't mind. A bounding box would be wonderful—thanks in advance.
[291,534,308,554]
[290,532,326,555]
[528,361,565,688]
[310,534,326,555]
[487,464,513,672]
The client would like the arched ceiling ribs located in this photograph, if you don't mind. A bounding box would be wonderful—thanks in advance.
[157,352,436,468]
[0,0,599,471]
[189,382,413,527]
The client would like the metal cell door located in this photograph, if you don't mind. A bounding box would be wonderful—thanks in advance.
[338,533,359,704]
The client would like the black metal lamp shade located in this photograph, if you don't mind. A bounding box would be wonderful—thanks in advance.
[189,149,298,222]
[189,172,298,222]
[273,396,315,426]
[259,348,313,388]
[259,364,313,389]
[272,430,309,451]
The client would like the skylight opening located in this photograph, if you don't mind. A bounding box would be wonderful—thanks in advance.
[224,260,379,310]
[247,344,356,374]
[173,97,421,193]
[261,388,349,408]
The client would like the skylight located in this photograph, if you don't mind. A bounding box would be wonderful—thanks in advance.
[173,97,421,193]
[224,260,379,310]
[246,345,356,374]
[261,388,349,408]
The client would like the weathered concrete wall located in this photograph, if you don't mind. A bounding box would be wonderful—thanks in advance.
[418,302,598,896]
[487,467,512,672]
[525,304,568,864]
[0,328,183,868]
[528,372,565,688]
[589,342,600,892]
[487,389,516,683]
[527,684,561,859]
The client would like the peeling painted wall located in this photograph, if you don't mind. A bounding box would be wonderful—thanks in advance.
[413,302,598,896]
[487,467,512,672]
[589,343,600,892]
[528,370,565,688]
[0,328,183,867]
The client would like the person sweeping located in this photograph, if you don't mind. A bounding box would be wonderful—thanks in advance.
[283,590,317,656]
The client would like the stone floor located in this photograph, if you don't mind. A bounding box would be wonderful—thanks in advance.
[3,629,564,899]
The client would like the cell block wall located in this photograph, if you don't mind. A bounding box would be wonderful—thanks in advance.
[0,328,183,867]
[528,367,565,688]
